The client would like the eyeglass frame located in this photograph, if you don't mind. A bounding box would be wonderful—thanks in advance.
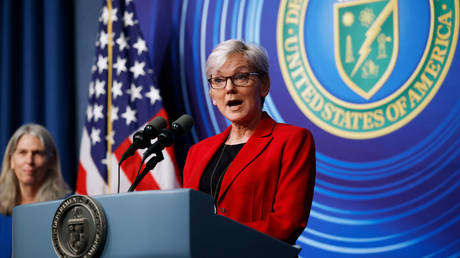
[207,72,264,89]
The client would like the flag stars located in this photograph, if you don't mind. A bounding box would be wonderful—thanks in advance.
[90,127,101,145]
[116,32,129,51]
[111,106,119,122]
[121,106,137,125]
[112,80,123,99]
[100,158,108,166]
[93,104,104,122]
[133,38,147,56]
[130,60,145,79]
[100,7,118,25]
[123,11,135,27]
[86,105,93,121]
[94,79,106,98]
[106,131,115,145]
[99,30,114,49]
[89,81,95,98]
[127,83,143,102]
[146,86,161,105]
[113,57,127,75]
[97,55,108,74]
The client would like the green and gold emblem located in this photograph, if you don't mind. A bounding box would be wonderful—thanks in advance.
[334,0,398,100]
[277,0,459,139]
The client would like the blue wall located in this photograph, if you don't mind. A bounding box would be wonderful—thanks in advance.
[73,0,460,257]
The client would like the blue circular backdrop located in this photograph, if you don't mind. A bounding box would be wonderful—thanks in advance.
[168,0,460,256]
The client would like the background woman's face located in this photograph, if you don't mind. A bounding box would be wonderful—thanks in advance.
[11,134,49,188]
[210,53,269,125]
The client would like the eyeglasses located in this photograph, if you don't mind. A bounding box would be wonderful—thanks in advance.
[208,72,262,89]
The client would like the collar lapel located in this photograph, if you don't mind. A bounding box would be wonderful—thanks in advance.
[189,127,230,189]
[217,113,276,202]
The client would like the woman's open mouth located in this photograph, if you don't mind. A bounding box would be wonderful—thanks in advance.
[227,100,243,107]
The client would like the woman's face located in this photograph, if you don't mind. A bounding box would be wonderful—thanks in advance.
[209,53,269,125]
[10,134,49,189]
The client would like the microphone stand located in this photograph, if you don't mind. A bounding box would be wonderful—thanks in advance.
[128,151,164,192]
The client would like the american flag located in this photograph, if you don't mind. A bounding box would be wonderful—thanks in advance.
[76,0,180,195]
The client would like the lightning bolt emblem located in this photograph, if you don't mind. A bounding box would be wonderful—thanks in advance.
[351,0,396,77]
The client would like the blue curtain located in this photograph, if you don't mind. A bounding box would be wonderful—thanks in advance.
[0,0,76,189]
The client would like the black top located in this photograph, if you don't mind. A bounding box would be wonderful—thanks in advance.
[199,143,244,203]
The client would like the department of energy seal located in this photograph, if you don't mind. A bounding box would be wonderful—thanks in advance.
[51,195,107,258]
[277,0,459,139]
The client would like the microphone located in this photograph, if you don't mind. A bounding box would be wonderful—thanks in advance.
[142,114,194,160]
[128,114,194,192]
[119,116,167,164]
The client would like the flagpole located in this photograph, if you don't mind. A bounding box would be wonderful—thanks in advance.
[106,0,114,193]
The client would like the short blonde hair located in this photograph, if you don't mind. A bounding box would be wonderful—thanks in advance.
[206,39,269,78]
[0,123,70,215]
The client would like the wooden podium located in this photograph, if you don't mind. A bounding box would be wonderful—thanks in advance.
[12,189,299,257]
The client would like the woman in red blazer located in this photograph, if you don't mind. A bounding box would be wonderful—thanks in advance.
[183,39,316,245]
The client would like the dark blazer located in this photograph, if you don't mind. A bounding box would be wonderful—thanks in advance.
[183,113,316,244]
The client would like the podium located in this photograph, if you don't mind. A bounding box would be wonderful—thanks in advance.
[12,189,299,257]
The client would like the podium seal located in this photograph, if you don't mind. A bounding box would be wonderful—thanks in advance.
[51,195,107,258]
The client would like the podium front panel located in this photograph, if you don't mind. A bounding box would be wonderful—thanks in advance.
[13,189,298,257]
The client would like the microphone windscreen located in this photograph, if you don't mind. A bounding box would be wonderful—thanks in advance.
[172,114,194,135]
[149,116,167,130]
[143,116,167,139]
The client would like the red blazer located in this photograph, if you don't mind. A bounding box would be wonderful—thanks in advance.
[183,113,316,244]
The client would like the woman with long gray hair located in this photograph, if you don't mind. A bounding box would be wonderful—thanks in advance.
[0,123,71,256]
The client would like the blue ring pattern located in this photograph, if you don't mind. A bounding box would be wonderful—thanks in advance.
[177,0,460,256]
